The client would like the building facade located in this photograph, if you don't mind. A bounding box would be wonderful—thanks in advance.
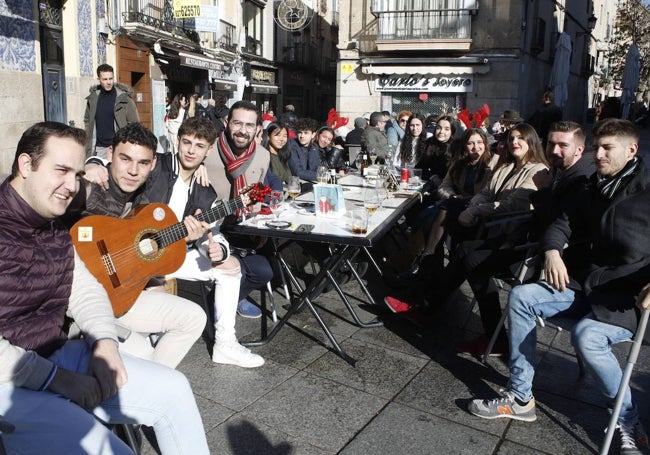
[336,0,616,128]
[0,0,278,174]
[273,0,339,121]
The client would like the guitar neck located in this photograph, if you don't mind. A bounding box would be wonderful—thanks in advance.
[156,197,243,248]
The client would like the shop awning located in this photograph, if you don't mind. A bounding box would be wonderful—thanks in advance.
[359,56,490,76]
[250,84,279,94]
[210,78,236,92]
[361,65,489,76]
[179,51,223,71]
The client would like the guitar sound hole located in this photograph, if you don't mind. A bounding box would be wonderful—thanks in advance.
[138,234,160,256]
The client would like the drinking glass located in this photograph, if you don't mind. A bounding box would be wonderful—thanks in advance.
[354,153,364,171]
[316,165,329,184]
[376,178,388,208]
[409,168,423,186]
[351,209,368,234]
[363,188,379,215]
[369,149,378,165]
[269,191,284,219]
[287,176,301,200]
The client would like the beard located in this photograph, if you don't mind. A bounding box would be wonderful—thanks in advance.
[227,130,253,154]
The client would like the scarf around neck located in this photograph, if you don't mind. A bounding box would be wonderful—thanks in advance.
[596,156,640,200]
[216,133,257,197]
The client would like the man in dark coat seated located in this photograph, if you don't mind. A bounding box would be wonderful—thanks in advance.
[467,118,650,455]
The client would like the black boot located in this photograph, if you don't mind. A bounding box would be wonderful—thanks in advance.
[398,252,440,281]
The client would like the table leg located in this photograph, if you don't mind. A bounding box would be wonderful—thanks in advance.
[242,242,357,366]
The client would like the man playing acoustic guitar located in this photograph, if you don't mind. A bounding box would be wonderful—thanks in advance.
[146,116,266,368]
[83,118,266,368]
[72,122,207,369]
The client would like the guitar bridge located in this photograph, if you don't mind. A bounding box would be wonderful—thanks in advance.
[97,240,121,288]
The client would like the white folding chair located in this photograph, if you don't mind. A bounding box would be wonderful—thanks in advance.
[600,308,650,455]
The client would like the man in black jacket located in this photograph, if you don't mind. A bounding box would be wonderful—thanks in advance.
[468,119,650,455]
[146,117,267,368]
[386,121,593,354]
[75,123,207,370]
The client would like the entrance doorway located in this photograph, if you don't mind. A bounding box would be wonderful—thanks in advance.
[39,1,67,124]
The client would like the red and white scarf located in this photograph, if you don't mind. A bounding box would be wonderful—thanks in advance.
[216,132,257,198]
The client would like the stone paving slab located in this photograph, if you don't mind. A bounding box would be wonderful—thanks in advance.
[240,371,387,451]
[340,401,501,454]
[205,414,331,455]
[161,267,650,455]
[181,350,298,412]
[305,337,429,399]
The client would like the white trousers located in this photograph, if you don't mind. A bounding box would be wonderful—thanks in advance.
[168,248,242,343]
[117,289,206,368]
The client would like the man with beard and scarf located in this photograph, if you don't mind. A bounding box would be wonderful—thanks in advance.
[202,100,277,323]
[467,118,650,455]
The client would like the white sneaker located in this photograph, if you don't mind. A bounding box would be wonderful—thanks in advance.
[212,340,265,368]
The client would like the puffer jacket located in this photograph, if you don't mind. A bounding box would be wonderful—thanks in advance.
[0,179,74,357]
[83,168,149,219]
[83,82,139,156]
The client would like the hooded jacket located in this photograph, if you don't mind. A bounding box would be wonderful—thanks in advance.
[83,82,139,157]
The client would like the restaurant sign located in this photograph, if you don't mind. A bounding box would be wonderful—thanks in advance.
[180,53,222,72]
[376,74,473,93]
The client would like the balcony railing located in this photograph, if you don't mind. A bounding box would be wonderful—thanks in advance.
[217,20,237,53]
[244,36,263,56]
[370,0,476,41]
[122,0,199,42]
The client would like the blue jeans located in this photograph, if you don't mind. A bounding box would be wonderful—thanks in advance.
[238,254,274,301]
[0,340,209,454]
[507,281,590,402]
[572,316,637,426]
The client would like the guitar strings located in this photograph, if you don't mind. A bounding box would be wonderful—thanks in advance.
[84,198,245,271]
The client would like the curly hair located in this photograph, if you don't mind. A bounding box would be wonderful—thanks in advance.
[112,122,158,152]
[295,117,319,133]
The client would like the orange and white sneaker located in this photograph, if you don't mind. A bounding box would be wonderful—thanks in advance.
[468,389,536,422]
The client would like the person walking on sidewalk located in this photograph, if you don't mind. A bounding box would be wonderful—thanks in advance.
[84,63,139,159]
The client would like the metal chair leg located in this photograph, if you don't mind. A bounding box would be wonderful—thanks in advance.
[600,309,650,455]
[265,281,277,322]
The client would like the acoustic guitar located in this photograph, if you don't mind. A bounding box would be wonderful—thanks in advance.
[71,196,246,316]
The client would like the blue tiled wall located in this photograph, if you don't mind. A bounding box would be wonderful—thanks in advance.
[0,0,36,72]
[78,0,93,76]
